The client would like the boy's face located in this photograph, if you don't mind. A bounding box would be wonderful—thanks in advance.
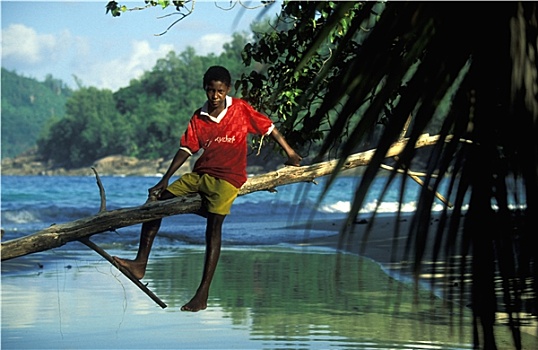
[205,80,230,111]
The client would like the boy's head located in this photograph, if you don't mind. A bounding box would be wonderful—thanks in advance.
[203,66,232,88]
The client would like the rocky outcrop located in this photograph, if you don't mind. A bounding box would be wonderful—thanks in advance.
[1,153,191,176]
[91,155,178,176]
[1,149,289,177]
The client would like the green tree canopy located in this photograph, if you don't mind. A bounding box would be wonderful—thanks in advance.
[1,69,72,158]
[38,87,125,167]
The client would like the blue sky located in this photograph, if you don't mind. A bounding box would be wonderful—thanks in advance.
[1,1,281,91]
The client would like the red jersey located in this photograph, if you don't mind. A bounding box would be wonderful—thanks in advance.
[180,96,274,188]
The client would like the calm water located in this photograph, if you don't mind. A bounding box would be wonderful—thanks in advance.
[3,247,483,350]
[2,175,531,349]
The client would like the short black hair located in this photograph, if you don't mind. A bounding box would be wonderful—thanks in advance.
[203,66,232,88]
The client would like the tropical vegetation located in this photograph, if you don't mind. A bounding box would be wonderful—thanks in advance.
[1,68,72,159]
[106,1,538,349]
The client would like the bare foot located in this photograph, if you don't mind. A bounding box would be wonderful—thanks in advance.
[180,296,207,312]
[112,256,146,279]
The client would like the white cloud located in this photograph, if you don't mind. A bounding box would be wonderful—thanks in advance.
[1,23,90,87]
[1,23,231,91]
[1,24,57,65]
[81,33,238,90]
[196,33,232,56]
[77,40,176,91]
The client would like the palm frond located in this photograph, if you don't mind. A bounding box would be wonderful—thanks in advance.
[245,2,538,348]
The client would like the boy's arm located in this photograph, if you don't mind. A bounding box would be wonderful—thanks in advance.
[269,127,302,167]
[149,148,190,197]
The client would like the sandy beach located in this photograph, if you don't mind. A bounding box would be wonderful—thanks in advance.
[288,213,447,260]
[290,214,462,290]
[289,213,538,346]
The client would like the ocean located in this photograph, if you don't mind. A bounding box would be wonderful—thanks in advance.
[4,174,530,349]
[0,174,451,248]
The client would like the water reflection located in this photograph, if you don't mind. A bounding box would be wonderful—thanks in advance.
[147,247,476,348]
[3,247,533,349]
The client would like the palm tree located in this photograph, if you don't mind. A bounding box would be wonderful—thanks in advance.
[241,2,536,349]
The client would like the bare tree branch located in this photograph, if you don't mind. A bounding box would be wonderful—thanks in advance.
[1,134,450,261]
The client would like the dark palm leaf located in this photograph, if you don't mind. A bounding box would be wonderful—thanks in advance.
[243,2,538,349]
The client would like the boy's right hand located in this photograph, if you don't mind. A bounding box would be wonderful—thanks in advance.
[148,180,168,199]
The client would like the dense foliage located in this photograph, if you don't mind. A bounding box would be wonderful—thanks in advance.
[36,32,265,168]
[1,68,72,158]
[238,2,453,161]
[37,87,125,167]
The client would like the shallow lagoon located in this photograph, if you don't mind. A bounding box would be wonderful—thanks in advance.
[2,245,508,350]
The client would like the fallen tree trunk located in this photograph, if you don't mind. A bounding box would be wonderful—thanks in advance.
[1,134,450,261]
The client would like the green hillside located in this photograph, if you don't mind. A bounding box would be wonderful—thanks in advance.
[1,68,72,159]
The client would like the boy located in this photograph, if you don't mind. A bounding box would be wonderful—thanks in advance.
[113,66,302,312]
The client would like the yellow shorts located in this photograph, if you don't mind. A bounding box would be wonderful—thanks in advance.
[166,173,239,215]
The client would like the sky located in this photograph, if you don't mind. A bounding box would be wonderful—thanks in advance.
[1,0,281,91]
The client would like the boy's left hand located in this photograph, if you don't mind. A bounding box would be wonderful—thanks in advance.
[285,153,302,167]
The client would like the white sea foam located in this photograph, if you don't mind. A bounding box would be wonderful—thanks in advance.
[317,201,351,213]
[317,199,457,215]
[2,210,39,224]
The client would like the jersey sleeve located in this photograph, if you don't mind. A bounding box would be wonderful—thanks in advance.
[180,114,202,155]
[241,100,274,135]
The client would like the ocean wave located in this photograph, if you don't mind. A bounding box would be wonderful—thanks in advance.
[1,210,40,224]
[317,199,459,214]
[1,206,98,226]
[317,201,351,214]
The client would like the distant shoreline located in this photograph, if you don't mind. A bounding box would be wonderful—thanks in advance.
[1,152,364,177]
[0,153,182,177]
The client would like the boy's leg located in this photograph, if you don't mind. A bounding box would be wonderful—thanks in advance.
[113,190,175,279]
[181,212,225,312]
